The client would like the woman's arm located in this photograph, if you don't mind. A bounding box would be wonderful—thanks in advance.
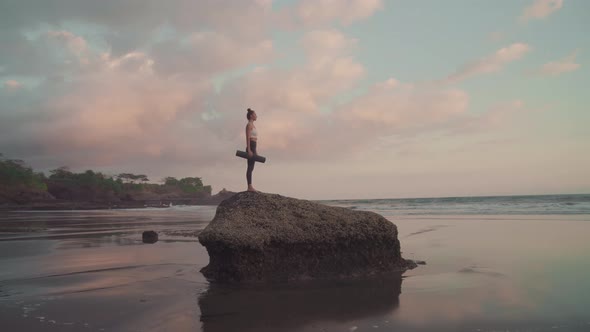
[246,124,252,155]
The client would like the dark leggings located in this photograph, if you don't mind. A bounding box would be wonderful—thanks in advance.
[246,140,257,185]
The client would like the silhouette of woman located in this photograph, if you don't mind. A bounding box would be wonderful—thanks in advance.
[245,108,258,192]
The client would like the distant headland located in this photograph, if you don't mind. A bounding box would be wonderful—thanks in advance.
[0,153,236,210]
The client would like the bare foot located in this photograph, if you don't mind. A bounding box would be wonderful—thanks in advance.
[247,186,258,192]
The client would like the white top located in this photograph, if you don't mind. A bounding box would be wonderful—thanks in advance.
[250,126,258,138]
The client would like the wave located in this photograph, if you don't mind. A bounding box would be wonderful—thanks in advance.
[318,194,590,216]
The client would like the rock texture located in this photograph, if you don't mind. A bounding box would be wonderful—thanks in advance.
[198,192,415,283]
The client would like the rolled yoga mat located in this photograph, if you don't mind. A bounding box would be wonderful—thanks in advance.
[236,150,266,163]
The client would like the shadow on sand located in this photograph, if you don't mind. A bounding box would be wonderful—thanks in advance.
[198,272,403,332]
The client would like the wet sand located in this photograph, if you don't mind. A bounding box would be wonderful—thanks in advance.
[1,208,590,331]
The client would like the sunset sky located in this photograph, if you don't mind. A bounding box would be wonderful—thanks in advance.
[1,0,588,200]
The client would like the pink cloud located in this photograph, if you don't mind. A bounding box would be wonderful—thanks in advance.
[446,43,531,83]
[210,29,366,154]
[150,30,274,78]
[446,100,532,137]
[300,29,358,61]
[221,30,365,113]
[47,30,88,55]
[206,30,535,164]
[46,30,93,66]
[30,47,218,168]
[3,80,22,89]
[536,51,581,76]
[216,75,475,162]
[520,0,563,22]
[0,3,545,188]
[105,52,155,74]
[42,74,195,150]
[15,24,276,167]
[274,0,383,28]
[337,78,469,131]
[296,0,383,26]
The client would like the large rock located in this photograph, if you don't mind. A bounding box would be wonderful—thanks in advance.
[198,192,415,283]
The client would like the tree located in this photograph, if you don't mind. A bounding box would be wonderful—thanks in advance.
[49,166,73,179]
[137,174,149,183]
[0,154,47,189]
[164,177,179,186]
[117,173,134,183]
[179,177,203,187]
[203,185,212,195]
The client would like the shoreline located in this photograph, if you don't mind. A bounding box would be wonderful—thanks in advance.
[0,200,221,211]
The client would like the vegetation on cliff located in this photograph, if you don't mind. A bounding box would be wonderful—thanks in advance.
[0,153,229,208]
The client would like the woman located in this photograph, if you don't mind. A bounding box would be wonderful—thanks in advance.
[245,108,258,192]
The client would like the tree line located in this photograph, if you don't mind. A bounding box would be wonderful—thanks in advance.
[0,153,212,196]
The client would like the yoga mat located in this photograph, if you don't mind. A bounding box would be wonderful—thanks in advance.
[236,150,266,163]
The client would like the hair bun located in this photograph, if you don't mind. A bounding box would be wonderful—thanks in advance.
[247,108,252,111]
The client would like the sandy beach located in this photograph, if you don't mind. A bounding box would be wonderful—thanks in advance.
[1,204,590,332]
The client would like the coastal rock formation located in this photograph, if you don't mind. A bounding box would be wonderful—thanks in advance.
[198,192,415,283]
[142,230,159,244]
[207,188,236,204]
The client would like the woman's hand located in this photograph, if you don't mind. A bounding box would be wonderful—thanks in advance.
[247,149,253,158]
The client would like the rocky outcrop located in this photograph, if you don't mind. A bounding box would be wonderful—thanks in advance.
[207,188,236,203]
[142,230,159,244]
[198,192,415,283]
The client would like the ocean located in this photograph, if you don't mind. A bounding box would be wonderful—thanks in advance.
[320,193,590,215]
[1,193,590,331]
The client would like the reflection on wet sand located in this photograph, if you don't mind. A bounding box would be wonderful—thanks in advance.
[2,209,590,331]
[199,273,403,332]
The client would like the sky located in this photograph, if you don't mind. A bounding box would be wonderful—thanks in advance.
[0,0,589,200]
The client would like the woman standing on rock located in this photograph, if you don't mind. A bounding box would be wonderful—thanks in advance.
[245,108,258,192]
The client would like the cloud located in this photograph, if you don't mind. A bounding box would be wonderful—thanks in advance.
[214,73,475,161]
[35,55,207,163]
[298,0,383,26]
[0,21,529,172]
[0,27,364,169]
[0,1,276,74]
[0,1,275,48]
[105,52,155,74]
[277,0,383,27]
[3,80,22,89]
[47,30,88,55]
[0,1,279,170]
[0,29,222,170]
[445,43,531,83]
[449,100,529,135]
[300,29,358,61]
[150,31,274,77]
[337,78,469,132]
[520,0,563,22]
[0,1,545,195]
[211,29,365,155]
[535,51,581,76]
[214,77,473,163]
